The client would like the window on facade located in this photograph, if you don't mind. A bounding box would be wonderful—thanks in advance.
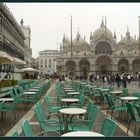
[40,59,43,65]
[45,65,47,67]
[49,59,51,64]
[41,65,43,68]
[45,59,47,65]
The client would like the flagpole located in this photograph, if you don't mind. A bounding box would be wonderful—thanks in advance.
[71,15,73,58]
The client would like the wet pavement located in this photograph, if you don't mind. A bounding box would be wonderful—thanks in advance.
[1,80,140,137]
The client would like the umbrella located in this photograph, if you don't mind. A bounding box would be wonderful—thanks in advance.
[21,67,39,73]
[0,51,13,64]
[2,57,26,65]
[21,67,39,79]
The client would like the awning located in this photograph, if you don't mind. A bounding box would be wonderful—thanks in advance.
[0,51,13,64]
[0,51,26,65]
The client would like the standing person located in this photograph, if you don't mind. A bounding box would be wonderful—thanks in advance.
[122,73,127,88]
[116,73,121,88]
[127,74,131,84]
[138,74,140,86]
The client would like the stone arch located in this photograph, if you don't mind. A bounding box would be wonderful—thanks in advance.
[95,41,112,55]
[118,59,129,73]
[132,59,140,73]
[65,60,76,71]
[96,55,112,74]
[79,59,90,78]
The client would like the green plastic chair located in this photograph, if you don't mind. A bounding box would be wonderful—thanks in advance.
[125,102,140,135]
[91,88,102,103]
[2,96,20,123]
[104,94,127,119]
[34,105,64,134]
[84,101,94,120]
[21,120,34,136]
[44,94,61,114]
[121,88,128,97]
[36,101,61,121]
[11,131,19,137]
[100,117,117,136]
[68,104,100,131]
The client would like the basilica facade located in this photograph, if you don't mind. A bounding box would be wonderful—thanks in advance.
[57,20,140,78]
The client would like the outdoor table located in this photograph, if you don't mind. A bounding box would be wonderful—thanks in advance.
[85,85,93,87]
[65,89,76,92]
[110,90,122,96]
[67,92,80,98]
[81,83,87,85]
[95,87,102,90]
[121,96,139,102]
[61,98,79,107]
[0,98,13,102]
[64,87,73,90]
[101,89,109,92]
[59,108,86,132]
[27,89,39,92]
[62,131,104,137]
[33,87,41,89]
[0,98,14,120]
[23,91,36,95]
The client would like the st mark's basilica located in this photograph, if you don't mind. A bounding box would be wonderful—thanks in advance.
[57,19,140,78]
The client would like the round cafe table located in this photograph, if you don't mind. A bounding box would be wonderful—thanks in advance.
[59,108,86,132]
[67,92,80,95]
[62,131,104,137]
[61,98,79,107]
[110,90,122,96]
[121,96,139,102]
[59,108,86,115]
[64,87,73,90]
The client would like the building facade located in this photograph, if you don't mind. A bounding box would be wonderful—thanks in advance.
[39,50,59,76]
[58,19,140,78]
[20,19,32,67]
[0,3,32,75]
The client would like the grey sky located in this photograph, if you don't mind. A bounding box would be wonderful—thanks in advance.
[6,3,140,58]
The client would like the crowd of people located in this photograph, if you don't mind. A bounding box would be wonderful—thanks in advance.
[88,73,140,88]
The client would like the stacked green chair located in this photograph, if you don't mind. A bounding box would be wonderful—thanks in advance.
[44,94,61,114]
[135,105,140,135]
[125,102,140,135]
[68,104,100,131]
[91,88,102,104]
[84,101,94,120]
[22,119,60,137]
[100,117,117,136]
[11,131,19,137]
[34,105,64,134]
[2,96,20,124]
[121,88,128,97]
[36,101,61,121]
[104,94,127,119]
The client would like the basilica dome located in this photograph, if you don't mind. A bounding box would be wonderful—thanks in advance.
[92,21,114,42]
[71,32,89,51]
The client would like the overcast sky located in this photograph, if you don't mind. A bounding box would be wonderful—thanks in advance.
[5,3,140,58]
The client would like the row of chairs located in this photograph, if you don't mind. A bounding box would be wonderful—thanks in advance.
[10,79,118,137]
[11,99,117,137]
[0,81,51,125]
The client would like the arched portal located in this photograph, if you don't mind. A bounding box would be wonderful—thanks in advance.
[65,60,76,77]
[132,59,140,73]
[118,59,129,73]
[79,59,90,79]
[95,41,112,55]
[96,55,112,74]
